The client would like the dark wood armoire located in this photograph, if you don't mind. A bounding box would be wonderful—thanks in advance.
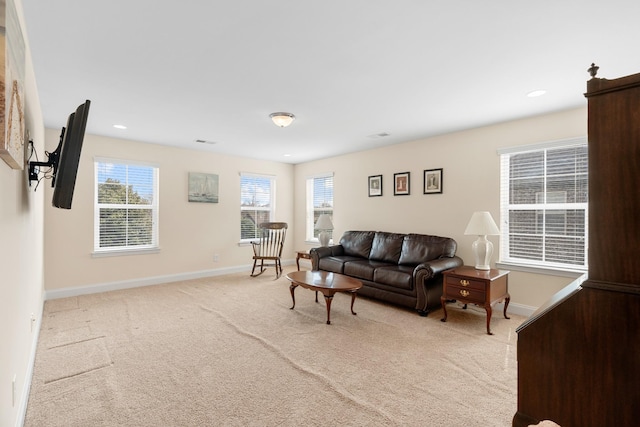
[512,67,640,427]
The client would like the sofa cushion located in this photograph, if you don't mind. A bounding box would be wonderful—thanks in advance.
[318,256,362,274]
[339,231,375,258]
[369,232,404,264]
[373,265,414,290]
[399,234,457,265]
[344,259,388,281]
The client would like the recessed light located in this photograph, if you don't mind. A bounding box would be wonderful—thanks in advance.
[283,154,291,157]
[527,90,547,98]
[113,124,127,129]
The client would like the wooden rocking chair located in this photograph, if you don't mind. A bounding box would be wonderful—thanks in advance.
[250,222,288,279]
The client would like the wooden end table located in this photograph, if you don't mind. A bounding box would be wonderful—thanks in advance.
[440,266,510,335]
[286,270,362,325]
[296,250,312,270]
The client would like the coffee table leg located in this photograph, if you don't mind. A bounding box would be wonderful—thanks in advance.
[289,284,298,310]
[323,294,333,325]
[350,291,358,315]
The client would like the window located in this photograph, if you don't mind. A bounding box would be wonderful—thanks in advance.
[499,138,588,271]
[240,173,275,240]
[94,159,159,253]
[306,173,334,241]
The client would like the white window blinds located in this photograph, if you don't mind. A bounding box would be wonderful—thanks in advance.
[306,173,334,241]
[94,159,159,252]
[240,173,275,240]
[499,139,588,270]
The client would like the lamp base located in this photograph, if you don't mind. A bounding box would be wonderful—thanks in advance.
[318,230,331,247]
[472,235,493,270]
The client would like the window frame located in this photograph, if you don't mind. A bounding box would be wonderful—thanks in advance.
[93,157,159,256]
[305,173,334,243]
[497,137,588,274]
[240,172,276,243]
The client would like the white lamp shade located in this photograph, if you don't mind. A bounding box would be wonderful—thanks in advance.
[464,211,500,236]
[314,214,333,230]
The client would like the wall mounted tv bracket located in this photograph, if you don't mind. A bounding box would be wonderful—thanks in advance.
[27,129,64,187]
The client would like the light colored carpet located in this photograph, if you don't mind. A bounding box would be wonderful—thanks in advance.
[25,267,524,426]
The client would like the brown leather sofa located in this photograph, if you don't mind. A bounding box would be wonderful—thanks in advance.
[310,231,463,316]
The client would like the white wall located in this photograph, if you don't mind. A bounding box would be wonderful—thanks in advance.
[0,0,45,425]
[43,107,586,311]
[293,107,587,312]
[43,133,295,293]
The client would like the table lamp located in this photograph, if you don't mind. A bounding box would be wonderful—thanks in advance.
[464,211,500,270]
[314,214,334,247]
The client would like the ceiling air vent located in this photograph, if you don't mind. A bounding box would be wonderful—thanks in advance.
[367,132,391,139]
[195,139,217,145]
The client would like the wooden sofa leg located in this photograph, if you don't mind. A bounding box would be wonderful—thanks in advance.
[417,309,429,317]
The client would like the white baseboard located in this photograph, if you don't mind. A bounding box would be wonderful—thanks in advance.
[45,265,249,300]
[497,301,537,318]
[44,259,297,301]
[16,297,43,427]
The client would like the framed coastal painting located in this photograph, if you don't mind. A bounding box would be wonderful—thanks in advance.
[0,0,26,170]
[423,168,443,194]
[188,172,219,203]
[393,172,410,196]
[368,174,382,197]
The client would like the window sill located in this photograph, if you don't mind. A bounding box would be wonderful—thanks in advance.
[496,262,585,278]
[305,240,333,246]
[92,247,160,258]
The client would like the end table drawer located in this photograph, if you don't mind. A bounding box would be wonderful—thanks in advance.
[445,275,486,291]
[445,285,485,303]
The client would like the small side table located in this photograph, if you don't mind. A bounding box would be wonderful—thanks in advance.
[296,251,312,271]
[440,265,510,335]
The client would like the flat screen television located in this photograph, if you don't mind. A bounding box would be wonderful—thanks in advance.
[50,100,91,209]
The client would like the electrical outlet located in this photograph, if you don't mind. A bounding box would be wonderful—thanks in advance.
[213,254,220,262]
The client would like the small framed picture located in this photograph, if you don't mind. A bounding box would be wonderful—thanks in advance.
[368,175,383,197]
[393,172,410,196]
[423,168,443,194]
[188,172,219,203]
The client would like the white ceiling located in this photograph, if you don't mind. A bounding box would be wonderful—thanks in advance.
[23,0,640,164]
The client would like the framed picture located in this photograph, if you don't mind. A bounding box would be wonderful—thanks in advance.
[188,172,219,203]
[368,174,382,197]
[393,172,410,196]
[0,0,26,170]
[423,168,443,194]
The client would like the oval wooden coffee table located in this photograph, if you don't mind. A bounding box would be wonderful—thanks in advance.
[286,270,362,325]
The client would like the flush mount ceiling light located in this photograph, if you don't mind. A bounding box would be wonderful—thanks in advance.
[269,112,295,127]
[113,124,127,129]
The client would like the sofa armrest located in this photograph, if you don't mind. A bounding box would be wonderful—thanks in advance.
[310,245,344,270]
[414,256,464,281]
[413,256,464,314]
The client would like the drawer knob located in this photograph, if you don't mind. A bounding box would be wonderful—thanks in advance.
[460,279,470,286]
[459,289,470,297]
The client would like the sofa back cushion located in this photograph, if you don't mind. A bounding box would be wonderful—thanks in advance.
[399,234,457,265]
[369,232,404,264]
[339,231,375,258]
